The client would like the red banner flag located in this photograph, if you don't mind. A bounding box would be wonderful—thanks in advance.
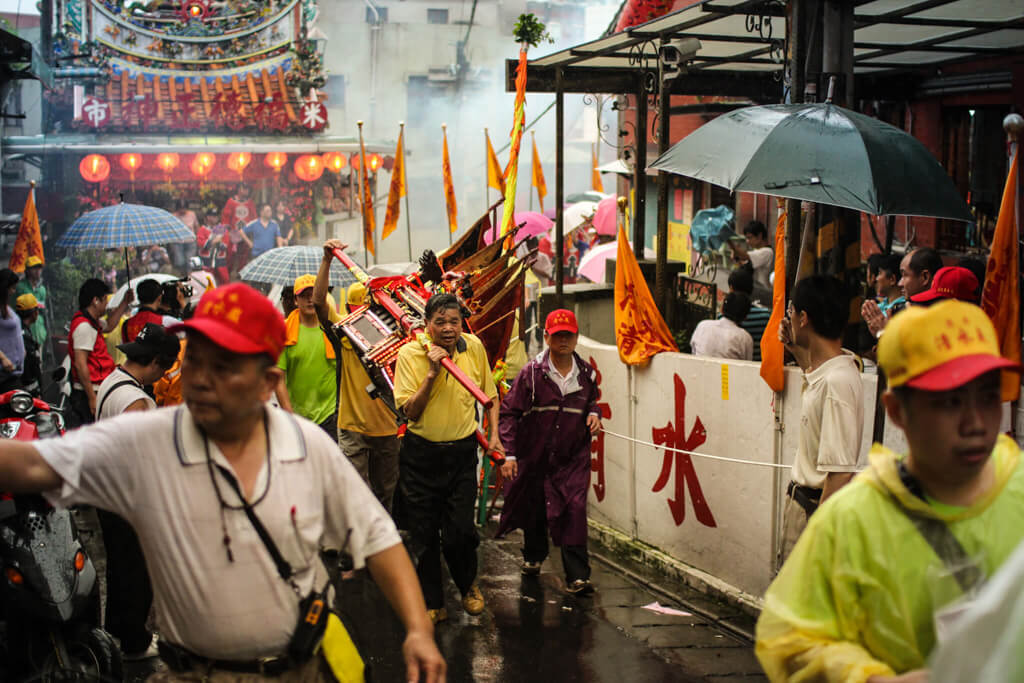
[614,224,677,365]
[760,204,787,392]
[382,126,406,241]
[9,184,43,273]
[981,149,1020,401]
[442,125,458,234]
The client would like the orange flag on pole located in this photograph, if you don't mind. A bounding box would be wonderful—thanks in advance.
[591,144,604,193]
[531,132,547,212]
[442,124,458,235]
[981,148,1020,401]
[614,224,677,365]
[9,182,43,273]
[485,129,505,195]
[357,121,376,257]
[760,203,787,391]
[382,125,406,241]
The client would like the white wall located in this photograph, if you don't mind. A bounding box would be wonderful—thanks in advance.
[581,336,881,599]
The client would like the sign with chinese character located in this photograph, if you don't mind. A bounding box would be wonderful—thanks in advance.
[299,100,327,131]
[83,96,111,129]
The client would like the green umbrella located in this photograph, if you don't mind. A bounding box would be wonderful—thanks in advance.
[649,103,973,222]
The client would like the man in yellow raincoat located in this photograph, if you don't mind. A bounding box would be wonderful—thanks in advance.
[756,299,1024,682]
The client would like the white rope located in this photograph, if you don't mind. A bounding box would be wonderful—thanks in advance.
[601,428,792,470]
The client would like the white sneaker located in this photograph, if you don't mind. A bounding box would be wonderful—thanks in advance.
[123,634,159,661]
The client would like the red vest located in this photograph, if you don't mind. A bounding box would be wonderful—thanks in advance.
[68,312,115,387]
[122,308,164,343]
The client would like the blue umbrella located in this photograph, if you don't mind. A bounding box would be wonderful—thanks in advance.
[57,202,195,249]
[239,246,357,288]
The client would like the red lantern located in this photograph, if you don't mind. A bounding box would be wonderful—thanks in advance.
[368,153,382,173]
[349,153,360,171]
[226,152,251,178]
[264,152,287,173]
[322,152,347,173]
[190,152,216,178]
[119,152,143,180]
[294,154,324,182]
[155,152,180,174]
[79,154,110,183]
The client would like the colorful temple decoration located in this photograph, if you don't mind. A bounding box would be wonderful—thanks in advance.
[51,0,326,134]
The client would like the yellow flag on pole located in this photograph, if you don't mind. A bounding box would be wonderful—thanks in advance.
[981,149,1020,401]
[357,122,375,257]
[9,183,43,273]
[442,124,458,234]
[382,126,406,240]
[760,203,787,392]
[485,129,505,195]
[591,144,604,193]
[614,224,677,365]
[531,133,547,212]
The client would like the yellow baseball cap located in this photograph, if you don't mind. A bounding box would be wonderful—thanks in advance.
[879,299,1022,391]
[25,256,43,268]
[293,274,316,295]
[346,281,367,307]
[15,293,40,311]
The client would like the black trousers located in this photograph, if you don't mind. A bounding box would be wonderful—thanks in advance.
[97,509,153,653]
[317,411,338,442]
[67,388,95,430]
[522,509,590,583]
[394,432,480,610]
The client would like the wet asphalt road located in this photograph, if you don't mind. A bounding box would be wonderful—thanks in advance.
[102,521,765,682]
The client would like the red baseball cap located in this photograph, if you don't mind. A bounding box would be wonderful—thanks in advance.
[910,266,979,304]
[169,283,286,361]
[545,308,579,335]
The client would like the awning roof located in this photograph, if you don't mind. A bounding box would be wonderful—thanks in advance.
[0,27,52,88]
[512,0,1023,96]
[1,134,395,156]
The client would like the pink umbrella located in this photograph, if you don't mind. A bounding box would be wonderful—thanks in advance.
[577,241,655,283]
[483,212,553,245]
[592,196,619,236]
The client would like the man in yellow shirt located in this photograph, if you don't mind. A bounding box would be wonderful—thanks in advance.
[393,292,502,625]
[756,300,1024,682]
[313,241,400,512]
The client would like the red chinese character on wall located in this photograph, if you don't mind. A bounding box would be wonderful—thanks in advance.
[588,356,612,502]
[651,374,716,528]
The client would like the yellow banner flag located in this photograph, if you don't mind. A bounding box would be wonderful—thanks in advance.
[614,224,677,365]
[760,204,787,392]
[981,149,1020,401]
[9,184,43,273]
[358,125,375,256]
[485,129,505,195]
[591,144,604,193]
[442,125,458,234]
[382,126,406,240]
[531,134,547,212]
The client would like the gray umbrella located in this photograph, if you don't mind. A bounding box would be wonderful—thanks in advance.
[238,246,357,287]
[649,103,973,222]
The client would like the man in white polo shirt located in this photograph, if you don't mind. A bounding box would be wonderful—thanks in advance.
[0,283,444,682]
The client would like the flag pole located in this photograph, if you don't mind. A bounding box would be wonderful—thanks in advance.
[357,120,369,268]
[400,122,413,262]
[484,128,490,215]
[529,131,535,212]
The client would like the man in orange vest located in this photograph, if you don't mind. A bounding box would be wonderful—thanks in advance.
[67,278,133,428]
[274,274,337,438]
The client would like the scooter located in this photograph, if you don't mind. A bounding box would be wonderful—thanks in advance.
[0,389,122,681]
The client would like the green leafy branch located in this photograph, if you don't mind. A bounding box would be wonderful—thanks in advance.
[513,13,552,48]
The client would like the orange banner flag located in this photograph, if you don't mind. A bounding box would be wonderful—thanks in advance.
[591,144,604,193]
[9,183,43,273]
[614,224,677,365]
[382,126,406,240]
[357,122,375,256]
[981,149,1020,401]
[760,205,787,392]
[531,132,547,212]
[485,129,505,195]
[442,124,458,234]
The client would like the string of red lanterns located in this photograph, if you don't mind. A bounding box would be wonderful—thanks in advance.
[77,151,388,183]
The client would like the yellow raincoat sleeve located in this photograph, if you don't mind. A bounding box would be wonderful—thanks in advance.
[755,498,897,683]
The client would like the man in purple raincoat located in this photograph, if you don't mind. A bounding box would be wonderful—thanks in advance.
[497,309,602,595]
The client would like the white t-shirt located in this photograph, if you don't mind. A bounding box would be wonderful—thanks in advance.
[791,353,866,489]
[36,406,400,660]
[749,246,774,292]
[690,318,753,361]
[95,367,155,419]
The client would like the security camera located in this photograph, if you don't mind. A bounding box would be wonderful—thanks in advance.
[659,38,701,80]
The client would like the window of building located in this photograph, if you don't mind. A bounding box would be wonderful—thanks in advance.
[323,75,345,111]
[366,6,387,24]
[427,9,448,24]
